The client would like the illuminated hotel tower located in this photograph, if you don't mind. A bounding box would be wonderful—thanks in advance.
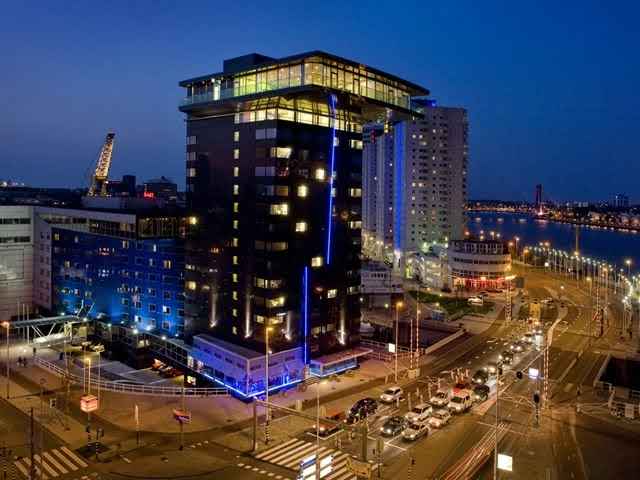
[179,52,427,358]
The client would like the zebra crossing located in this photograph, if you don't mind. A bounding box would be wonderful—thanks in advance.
[254,438,367,480]
[14,446,89,479]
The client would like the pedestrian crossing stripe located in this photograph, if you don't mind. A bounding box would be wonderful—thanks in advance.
[254,438,377,480]
[13,446,89,479]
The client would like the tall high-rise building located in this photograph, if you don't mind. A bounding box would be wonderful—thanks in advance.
[614,193,629,208]
[362,99,468,270]
[179,52,427,366]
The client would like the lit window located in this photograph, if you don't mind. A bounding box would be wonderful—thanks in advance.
[232,308,238,317]
[233,202,239,213]
[232,291,238,300]
[232,237,239,247]
[297,185,308,197]
[349,139,363,150]
[311,256,323,267]
[233,166,240,177]
[232,255,238,265]
[327,289,337,298]
[162,305,171,314]
[233,220,239,229]
[233,131,240,142]
[314,168,326,181]
[349,188,362,198]
[295,221,307,233]
[187,167,196,177]
[233,148,240,160]
[270,203,289,216]
[333,137,340,147]
[232,326,238,335]
[232,273,239,283]
[233,184,239,195]
[270,147,292,158]
[186,281,196,291]
[163,260,172,269]
[188,216,198,225]
[267,296,285,308]
[348,221,362,229]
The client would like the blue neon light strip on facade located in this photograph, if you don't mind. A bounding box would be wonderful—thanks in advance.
[205,373,303,398]
[393,123,404,250]
[326,93,338,264]
[303,266,309,365]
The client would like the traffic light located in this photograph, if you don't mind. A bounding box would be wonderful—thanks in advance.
[516,371,523,380]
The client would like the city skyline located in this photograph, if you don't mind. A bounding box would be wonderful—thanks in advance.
[2,1,639,201]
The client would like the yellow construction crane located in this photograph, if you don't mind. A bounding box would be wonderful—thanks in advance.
[87,132,115,196]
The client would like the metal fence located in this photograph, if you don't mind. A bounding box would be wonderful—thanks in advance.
[35,357,228,397]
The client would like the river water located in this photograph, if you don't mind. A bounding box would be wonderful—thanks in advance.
[467,212,639,270]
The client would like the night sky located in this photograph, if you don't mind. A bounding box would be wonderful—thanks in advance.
[2,1,639,202]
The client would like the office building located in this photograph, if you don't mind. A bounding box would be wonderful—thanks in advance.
[614,194,629,209]
[0,206,34,321]
[447,238,512,291]
[362,99,468,274]
[34,206,186,339]
[143,176,179,202]
[179,51,427,381]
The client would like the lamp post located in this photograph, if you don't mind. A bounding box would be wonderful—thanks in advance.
[626,259,633,279]
[3,322,9,399]
[265,326,273,444]
[394,301,403,383]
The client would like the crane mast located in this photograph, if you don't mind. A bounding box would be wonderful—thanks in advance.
[88,132,115,196]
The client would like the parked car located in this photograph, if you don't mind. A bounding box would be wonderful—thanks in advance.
[449,391,473,413]
[429,390,450,408]
[472,369,489,385]
[522,333,534,344]
[473,384,491,403]
[405,403,433,424]
[428,409,451,429]
[402,422,429,441]
[468,296,484,306]
[379,416,407,437]
[380,386,404,404]
[498,351,514,365]
[345,398,378,424]
[510,341,525,353]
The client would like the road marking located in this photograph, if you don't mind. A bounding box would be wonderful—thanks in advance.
[237,463,245,467]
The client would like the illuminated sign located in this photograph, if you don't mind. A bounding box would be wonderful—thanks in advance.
[80,394,98,413]
[497,453,513,472]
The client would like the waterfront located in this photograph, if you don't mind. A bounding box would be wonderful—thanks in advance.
[467,211,639,269]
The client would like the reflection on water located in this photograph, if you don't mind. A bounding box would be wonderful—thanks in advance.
[467,212,639,269]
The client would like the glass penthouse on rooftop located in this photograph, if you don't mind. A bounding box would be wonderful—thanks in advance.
[180,51,425,113]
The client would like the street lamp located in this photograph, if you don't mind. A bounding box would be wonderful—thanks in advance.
[394,301,403,383]
[626,259,632,278]
[3,321,9,399]
[265,326,273,444]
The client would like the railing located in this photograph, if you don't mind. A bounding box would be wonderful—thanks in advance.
[35,358,228,397]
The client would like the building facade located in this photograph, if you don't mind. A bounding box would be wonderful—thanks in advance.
[179,52,427,368]
[362,99,468,274]
[34,207,186,338]
[0,206,34,321]
[447,239,512,291]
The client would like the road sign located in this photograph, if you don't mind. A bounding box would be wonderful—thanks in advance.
[80,394,98,413]
[173,409,191,423]
[388,343,396,353]
[497,453,513,472]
